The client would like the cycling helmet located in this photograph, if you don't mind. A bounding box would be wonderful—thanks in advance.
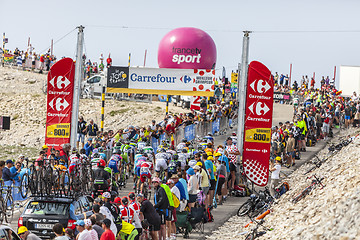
[104,167,112,174]
[93,153,100,158]
[98,159,106,167]
[249,194,257,200]
[173,154,179,161]
[98,147,104,153]
[182,138,187,143]
[232,132,237,136]
[207,132,213,136]
[160,148,166,153]
[139,149,144,154]
[121,196,129,206]
[102,192,111,199]
[259,191,266,200]
[116,142,122,147]
[71,148,78,154]
[128,192,136,201]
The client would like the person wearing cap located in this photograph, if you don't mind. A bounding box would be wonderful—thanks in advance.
[102,192,119,220]
[52,223,68,240]
[84,138,94,156]
[137,193,161,240]
[152,176,169,240]
[42,144,48,152]
[186,168,198,211]
[269,157,282,197]
[94,197,117,236]
[205,156,216,208]
[74,220,92,240]
[3,159,20,184]
[100,219,115,240]
[18,226,41,240]
[84,218,98,240]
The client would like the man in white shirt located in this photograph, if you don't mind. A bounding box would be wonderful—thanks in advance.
[94,198,117,236]
[269,157,282,197]
[75,220,92,240]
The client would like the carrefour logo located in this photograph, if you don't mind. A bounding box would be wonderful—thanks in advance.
[180,75,192,84]
[172,47,202,64]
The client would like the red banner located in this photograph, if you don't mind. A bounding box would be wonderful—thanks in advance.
[45,58,75,150]
[242,61,274,187]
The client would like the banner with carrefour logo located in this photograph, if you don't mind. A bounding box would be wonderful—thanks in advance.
[107,67,215,97]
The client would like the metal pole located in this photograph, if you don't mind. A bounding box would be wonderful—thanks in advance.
[51,39,53,56]
[70,25,85,149]
[144,49,147,67]
[128,53,131,67]
[101,86,105,132]
[333,66,336,83]
[237,31,251,155]
[2,33,5,67]
[166,95,169,115]
[289,63,292,87]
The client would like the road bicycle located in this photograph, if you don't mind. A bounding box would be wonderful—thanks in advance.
[239,215,273,240]
[292,175,325,204]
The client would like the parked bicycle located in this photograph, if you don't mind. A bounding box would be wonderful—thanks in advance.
[292,175,325,204]
[237,188,273,218]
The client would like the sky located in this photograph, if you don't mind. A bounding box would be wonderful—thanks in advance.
[2,0,360,88]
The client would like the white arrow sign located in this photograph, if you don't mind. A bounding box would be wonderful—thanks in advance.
[248,102,270,115]
[49,98,70,111]
[250,79,271,94]
[49,76,71,89]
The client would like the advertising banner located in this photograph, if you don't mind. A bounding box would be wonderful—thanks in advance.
[212,118,220,134]
[184,124,195,141]
[45,58,75,150]
[242,61,274,187]
[107,67,215,97]
[273,92,291,102]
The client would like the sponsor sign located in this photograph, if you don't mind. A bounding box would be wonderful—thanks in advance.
[273,92,291,102]
[45,58,75,150]
[242,61,274,187]
[107,67,215,97]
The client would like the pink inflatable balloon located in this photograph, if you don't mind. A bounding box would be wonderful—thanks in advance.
[158,27,217,69]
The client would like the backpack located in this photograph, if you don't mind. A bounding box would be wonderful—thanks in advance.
[172,193,180,208]
[277,141,285,154]
[168,161,177,174]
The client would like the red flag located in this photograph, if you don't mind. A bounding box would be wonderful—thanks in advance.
[242,61,274,186]
[45,58,75,150]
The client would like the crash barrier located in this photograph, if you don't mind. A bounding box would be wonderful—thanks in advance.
[273,91,292,104]
[3,57,54,70]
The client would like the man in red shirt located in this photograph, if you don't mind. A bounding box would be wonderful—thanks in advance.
[101,219,115,240]
[106,54,112,68]
[165,121,176,135]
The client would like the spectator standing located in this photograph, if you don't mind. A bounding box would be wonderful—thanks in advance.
[186,168,199,211]
[87,119,99,137]
[90,216,104,239]
[225,137,240,190]
[269,157,282,197]
[106,54,112,68]
[75,220,91,240]
[84,219,99,240]
[31,53,36,71]
[152,177,169,240]
[77,116,87,149]
[100,219,115,240]
[137,193,161,240]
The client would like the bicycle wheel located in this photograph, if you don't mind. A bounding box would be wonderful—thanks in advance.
[62,171,70,196]
[237,202,252,217]
[4,194,14,223]
[0,197,5,224]
[28,166,37,195]
[20,173,29,199]
[44,166,53,195]
[245,232,255,240]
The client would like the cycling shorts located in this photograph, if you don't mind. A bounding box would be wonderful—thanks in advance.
[136,166,141,177]
[155,159,168,172]
[109,160,119,173]
[140,173,151,183]
[345,115,351,120]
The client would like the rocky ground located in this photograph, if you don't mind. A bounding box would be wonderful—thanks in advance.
[0,67,188,160]
[208,128,360,240]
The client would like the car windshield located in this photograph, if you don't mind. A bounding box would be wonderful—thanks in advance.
[24,201,69,216]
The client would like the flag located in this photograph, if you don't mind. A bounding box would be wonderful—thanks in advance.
[4,53,14,63]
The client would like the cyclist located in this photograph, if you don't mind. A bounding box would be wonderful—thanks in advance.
[91,153,101,169]
[143,146,155,163]
[178,149,188,171]
[155,148,169,180]
[108,149,122,182]
[176,139,187,151]
[139,157,153,194]
[128,192,142,239]
[134,153,147,191]
[93,159,110,196]
[68,149,80,174]
[98,147,107,160]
